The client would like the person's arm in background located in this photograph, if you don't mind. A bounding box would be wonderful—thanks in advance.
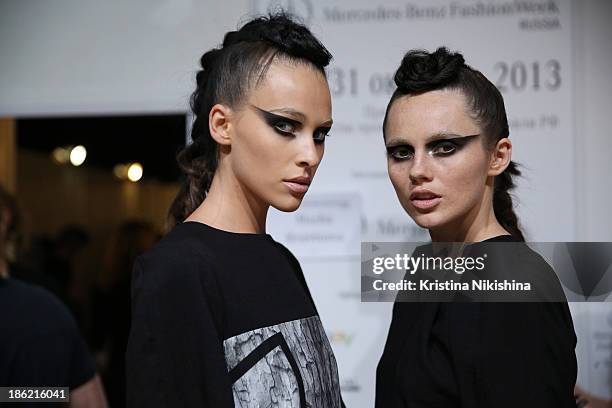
[575,385,612,408]
[70,374,108,408]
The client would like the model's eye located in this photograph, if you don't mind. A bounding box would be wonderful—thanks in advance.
[387,146,413,161]
[431,141,457,156]
[254,106,301,136]
[313,128,331,144]
[274,121,296,135]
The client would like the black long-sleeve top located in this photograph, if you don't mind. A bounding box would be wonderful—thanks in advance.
[126,221,343,407]
[375,235,577,407]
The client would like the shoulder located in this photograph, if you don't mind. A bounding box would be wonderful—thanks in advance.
[272,241,301,269]
[514,243,569,301]
[128,224,228,343]
[137,223,218,277]
[476,242,576,339]
[143,222,217,261]
[268,240,318,310]
[0,278,77,336]
[132,223,224,302]
[476,240,567,301]
[0,277,96,386]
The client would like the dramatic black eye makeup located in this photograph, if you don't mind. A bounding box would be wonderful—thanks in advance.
[385,134,479,161]
[250,104,332,144]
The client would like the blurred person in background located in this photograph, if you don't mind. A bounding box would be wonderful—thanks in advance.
[92,220,159,407]
[47,225,91,305]
[41,224,91,327]
[0,184,108,407]
[17,223,92,332]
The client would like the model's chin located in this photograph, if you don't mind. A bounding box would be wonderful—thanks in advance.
[271,195,304,212]
[405,205,444,230]
[411,215,440,230]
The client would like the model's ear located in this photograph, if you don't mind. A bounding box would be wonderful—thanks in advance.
[209,104,233,146]
[488,137,512,176]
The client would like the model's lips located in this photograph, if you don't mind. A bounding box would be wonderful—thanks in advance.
[409,189,441,210]
[284,176,311,195]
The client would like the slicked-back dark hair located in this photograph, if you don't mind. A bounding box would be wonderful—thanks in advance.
[383,47,524,241]
[169,12,332,225]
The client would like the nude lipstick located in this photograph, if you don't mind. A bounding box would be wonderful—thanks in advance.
[284,176,311,195]
[409,189,441,210]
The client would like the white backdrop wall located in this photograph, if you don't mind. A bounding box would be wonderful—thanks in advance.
[1,0,611,406]
[0,0,250,115]
[569,0,612,400]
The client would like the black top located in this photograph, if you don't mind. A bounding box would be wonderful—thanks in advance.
[126,221,343,407]
[0,277,95,389]
[375,235,577,408]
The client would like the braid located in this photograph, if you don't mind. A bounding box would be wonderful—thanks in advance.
[168,49,220,225]
[493,161,524,241]
[222,15,331,66]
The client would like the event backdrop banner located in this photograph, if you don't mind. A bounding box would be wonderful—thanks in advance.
[257,0,580,406]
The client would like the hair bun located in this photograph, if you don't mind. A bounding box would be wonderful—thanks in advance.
[199,48,222,72]
[394,47,465,93]
[222,15,294,47]
[222,30,252,47]
[221,13,331,67]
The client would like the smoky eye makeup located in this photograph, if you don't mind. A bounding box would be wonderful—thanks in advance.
[313,127,332,144]
[386,134,479,161]
[427,135,473,156]
[386,144,414,160]
[250,104,331,144]
[251,105,301,136]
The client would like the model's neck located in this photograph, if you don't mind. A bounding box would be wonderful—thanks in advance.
[185,165,269,234]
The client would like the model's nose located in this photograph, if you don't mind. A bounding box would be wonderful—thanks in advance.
[295,134,323,168]
[408,151,433,184]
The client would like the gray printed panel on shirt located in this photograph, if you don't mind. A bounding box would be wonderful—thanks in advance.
[223,315,342,408]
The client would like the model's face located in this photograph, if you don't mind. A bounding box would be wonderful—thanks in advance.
[384,89,492,230]
[228,60,332,212]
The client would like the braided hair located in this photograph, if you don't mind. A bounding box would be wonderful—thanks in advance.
[383,47,524,241]
[169,12,332,225]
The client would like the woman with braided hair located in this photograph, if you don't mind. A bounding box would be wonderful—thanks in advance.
[375,47,577,407]
[126,13,343,407]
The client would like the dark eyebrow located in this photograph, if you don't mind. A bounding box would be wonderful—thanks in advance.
[268,107,306,121]
[425,132,479,143]
[252,106,300,124]
[386,133,479,148]
[252,105,333,127]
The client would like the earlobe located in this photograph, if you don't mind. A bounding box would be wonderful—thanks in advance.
[488,137,512,176]
[209,104,232,146]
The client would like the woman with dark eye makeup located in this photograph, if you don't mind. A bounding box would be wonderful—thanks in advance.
[375,47,577,407]
[126,13,344,408]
